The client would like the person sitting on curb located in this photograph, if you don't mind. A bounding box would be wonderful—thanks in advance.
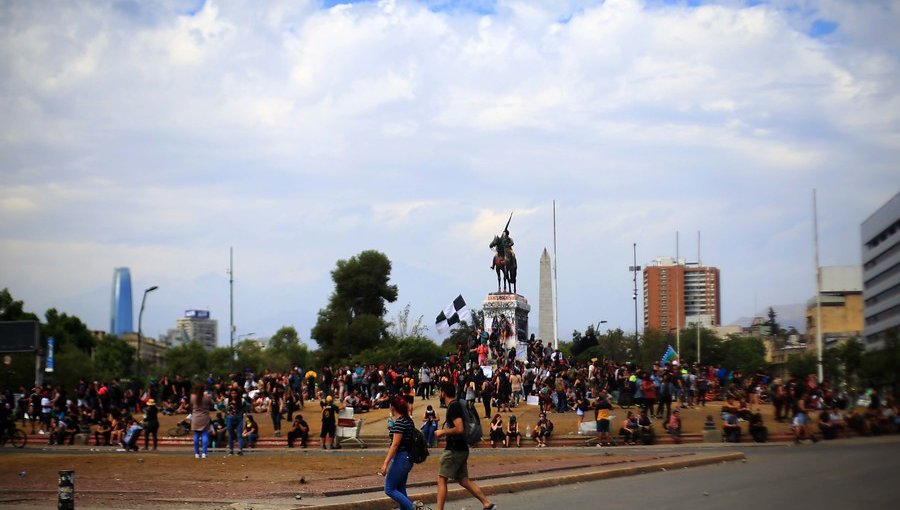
[619,411,638,445]
[121,416,142,452]
[287,414,310,448]
[749,411,768,443]
[531,412,553,447]
[666,409,682,444]
[489,414,504,448]
[421,405,439,447]
[638,409,655,445]
[723,410,741,443]
[243,415,259,448]
[505,414,521,447]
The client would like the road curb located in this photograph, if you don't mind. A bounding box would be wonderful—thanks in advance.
[279,452,746,510]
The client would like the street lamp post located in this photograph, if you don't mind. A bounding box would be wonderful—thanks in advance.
[232,332,256,372]
[137,285,158,382]
[629,243,642,359]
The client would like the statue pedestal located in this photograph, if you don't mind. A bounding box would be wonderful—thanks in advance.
[482,292,531,352]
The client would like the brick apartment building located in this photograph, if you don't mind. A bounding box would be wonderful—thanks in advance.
[643,257,721,334]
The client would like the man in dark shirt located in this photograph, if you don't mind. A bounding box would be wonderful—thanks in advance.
[287,414,310,448]
[320,396,339,450]
[434,382,495,510]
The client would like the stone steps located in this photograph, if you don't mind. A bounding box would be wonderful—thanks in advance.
[24,431,795,449]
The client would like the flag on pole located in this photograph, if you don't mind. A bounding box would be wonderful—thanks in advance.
[435,295,471,334]
[661,345,679,365]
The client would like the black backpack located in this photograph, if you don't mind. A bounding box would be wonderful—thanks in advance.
[461,401,483,445]
[409,427,429,464]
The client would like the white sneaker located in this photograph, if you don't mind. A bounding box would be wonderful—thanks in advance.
[195,453,200,459]
[201,453,207,459]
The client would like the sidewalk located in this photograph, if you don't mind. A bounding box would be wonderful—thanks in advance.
[153,452,745,510]
[0,446,746,510]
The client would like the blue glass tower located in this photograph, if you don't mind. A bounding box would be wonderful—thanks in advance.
[110,267,134,335]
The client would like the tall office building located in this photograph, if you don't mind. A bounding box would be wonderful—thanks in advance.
[862,192,900,351]
[175,310,218,351]
[643,257,720,333]
[110,267,133,336]
[539,248,554,342]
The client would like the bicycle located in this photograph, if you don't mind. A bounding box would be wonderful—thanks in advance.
[0,424,27,448]
[166,418,191,437]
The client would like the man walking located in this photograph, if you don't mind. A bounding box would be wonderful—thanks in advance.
[434,382,496,510]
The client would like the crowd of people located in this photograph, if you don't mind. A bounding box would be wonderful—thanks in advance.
[1,330,898,455]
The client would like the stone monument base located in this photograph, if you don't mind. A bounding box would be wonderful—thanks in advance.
[482,292,531,353]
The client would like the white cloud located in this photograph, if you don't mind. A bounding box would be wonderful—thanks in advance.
[1,0,897,343]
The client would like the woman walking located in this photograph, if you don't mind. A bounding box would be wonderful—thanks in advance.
[379,396,420,510]
[189,382,212,459]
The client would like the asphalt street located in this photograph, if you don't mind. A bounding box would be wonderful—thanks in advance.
[438,437,900,510]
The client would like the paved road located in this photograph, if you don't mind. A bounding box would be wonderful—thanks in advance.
[438,437,900,510]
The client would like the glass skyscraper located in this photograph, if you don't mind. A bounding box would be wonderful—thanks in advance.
[110,267,133,336]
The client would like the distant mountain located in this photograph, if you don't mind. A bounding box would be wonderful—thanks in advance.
[727,303,807,333]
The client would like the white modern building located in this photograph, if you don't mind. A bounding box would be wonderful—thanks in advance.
[861,192,900,351]
[168,309,219,351]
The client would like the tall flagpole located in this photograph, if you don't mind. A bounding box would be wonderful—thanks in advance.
[553,200,559,350]
[229,247,235,370]
[813,190,823,383]
[675,231,680,359]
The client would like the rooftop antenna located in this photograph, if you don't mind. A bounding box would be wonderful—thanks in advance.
[698,230,702,267]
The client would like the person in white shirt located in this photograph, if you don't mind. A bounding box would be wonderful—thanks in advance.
[40,395,51,434]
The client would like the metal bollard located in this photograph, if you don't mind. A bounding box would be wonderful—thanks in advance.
[58,470,74,510]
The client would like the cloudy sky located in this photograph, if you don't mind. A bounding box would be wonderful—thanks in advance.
[1,0,898,347]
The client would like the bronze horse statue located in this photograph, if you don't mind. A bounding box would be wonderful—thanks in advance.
[490,235,517,294]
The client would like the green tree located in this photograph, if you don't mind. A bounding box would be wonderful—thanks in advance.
[208,347,234,376]
[41,308,96,388]
[235,339,265,374]
[165,341,210,380]
[637,328,669,368]
[0,288,40,389]
[93,335,135,382]
[265,326,311,372]
[676,325,724,366]
[822,339,865,389]
[311,250,398,363]
[860,332,900,390]
[53,342,94,391]
[786,351,818,379]
[42,308,95,354]
[766,307,782,337]
[352,336,444,367]
[719,336,767,374]
[599,328,629,362]
[0,288,39,322]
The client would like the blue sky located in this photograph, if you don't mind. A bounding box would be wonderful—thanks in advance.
[1,0,898,347]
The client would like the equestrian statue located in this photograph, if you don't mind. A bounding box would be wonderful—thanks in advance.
[489,213,518,294]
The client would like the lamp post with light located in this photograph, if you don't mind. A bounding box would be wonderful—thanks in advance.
[137,285,158,382]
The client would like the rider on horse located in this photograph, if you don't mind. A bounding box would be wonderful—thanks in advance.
[491,229,515,270]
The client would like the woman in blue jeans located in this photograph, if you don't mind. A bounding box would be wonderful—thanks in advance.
[379,396,420,510]
[421,404,439,447]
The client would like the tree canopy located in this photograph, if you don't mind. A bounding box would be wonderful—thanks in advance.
[311,250,398,363]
